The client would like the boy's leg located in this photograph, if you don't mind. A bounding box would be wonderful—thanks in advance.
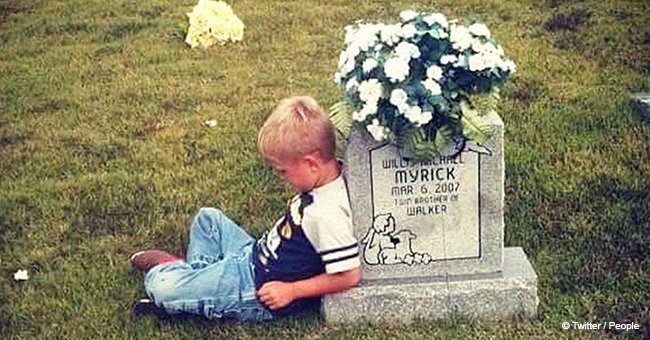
[143,249,272,322]
[186,207,256,269]
[130,250,181,272]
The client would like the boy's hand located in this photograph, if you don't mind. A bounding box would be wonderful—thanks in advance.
[257,281,296,310]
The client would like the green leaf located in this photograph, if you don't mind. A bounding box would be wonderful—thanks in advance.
[329,101,353,137]
[396,128,454,161]
[460,101,493,144]
[434,125,454,151]
[329,101,354,159]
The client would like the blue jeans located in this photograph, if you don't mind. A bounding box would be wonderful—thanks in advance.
[144,207,273,322]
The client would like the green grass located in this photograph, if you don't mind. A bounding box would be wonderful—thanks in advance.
[1,0,649,338]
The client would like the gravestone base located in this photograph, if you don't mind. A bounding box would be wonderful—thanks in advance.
[323,247,538,324]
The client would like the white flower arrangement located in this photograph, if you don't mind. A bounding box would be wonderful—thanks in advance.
[185,0,245,49]
[331,11,516,159]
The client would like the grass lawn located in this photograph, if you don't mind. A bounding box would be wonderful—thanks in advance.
[1,0,649,338]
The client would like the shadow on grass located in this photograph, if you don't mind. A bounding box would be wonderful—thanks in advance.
[130,302,322,336]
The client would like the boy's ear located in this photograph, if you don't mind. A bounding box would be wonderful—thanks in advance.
[302,153,321,168]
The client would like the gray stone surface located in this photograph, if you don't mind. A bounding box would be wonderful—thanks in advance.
[323,247,538,324]
[631,92,650,120]
[333,112,538,324]
[345,111,504,279]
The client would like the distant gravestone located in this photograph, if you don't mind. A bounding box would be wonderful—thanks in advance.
[631,92,650,120]
[323,111,538,323]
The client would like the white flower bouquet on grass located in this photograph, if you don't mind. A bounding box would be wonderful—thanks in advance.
[330,10,516,159]
[185,0,245,49]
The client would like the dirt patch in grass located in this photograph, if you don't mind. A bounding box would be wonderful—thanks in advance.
[627,29,650,72]
[0,137,10,151]
[43,21,96,36]
[133,120,171,140]
[182,138,226,166]
[137,6,165,19]
[26,98,76,115]
[0,1,34,25]
[0,132,26,152]
[63,138,131,168]
[544,9,592,32]
[542,0,586,9]
[612,9,632,20]
[539,2,650,73]
[104,21,155,41]
[505,77,547,108]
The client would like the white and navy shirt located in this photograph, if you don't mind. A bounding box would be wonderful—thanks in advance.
[253,175,360,316]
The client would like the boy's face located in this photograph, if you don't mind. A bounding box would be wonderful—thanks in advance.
[267,155,318,193]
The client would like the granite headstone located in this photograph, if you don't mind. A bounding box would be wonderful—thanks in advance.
[323,111,538,323]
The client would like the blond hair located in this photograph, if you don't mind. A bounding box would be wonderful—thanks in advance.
[258,96,336,162]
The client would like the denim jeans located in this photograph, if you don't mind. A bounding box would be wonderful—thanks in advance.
[144,207,273,322]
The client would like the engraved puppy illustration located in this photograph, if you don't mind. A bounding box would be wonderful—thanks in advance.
[360,213,395,265]
[379,229,417,265]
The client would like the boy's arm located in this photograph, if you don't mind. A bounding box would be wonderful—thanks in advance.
[257,266,361,310]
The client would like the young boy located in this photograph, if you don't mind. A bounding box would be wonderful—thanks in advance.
[130,96,361,321]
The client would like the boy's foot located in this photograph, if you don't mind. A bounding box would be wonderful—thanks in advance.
[130,250,181,271]
[131,299,170,320]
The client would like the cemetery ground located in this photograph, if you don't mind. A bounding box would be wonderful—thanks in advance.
[0,0,648,338]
